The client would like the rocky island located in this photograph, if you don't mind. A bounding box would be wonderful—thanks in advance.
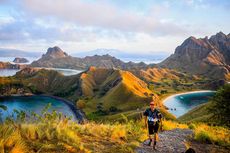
[13,57,29,63]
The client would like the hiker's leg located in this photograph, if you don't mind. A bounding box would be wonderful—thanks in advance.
[153,124,159,149]
[153,133,157,144]
[148,125,154,146]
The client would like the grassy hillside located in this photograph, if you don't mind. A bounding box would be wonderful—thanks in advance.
[0,106,186,153]
[0,110,229,153]
[14,68,82,101]
[178,102,214,123]
[80,67,155,118]
[131,67,213,97]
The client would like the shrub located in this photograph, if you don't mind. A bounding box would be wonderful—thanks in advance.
[188,123,196,130]
[193,124,230,147]
[76,100,86,109]
[209,84,230,127]
[195,130,212,144]
[109,106,118,112]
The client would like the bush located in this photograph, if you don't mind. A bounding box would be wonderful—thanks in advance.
[109,106,118,112]
[209,84,230,127]
[195,130,212,144]
[76,100,86,109]
[188,123,196,130]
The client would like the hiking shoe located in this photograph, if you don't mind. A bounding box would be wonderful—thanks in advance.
[148,140,152,146]
[153,141,157,150]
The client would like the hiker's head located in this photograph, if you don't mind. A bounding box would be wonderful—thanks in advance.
[149,101,155,109]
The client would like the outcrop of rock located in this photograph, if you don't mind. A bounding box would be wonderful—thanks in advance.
[159,32,230,80]
[13,57,29,63]
[0,61,27,69]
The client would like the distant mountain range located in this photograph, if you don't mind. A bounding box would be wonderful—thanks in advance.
[30,46,152,70]
[160,32,230,80]
[72,48,168,62]
[0,48,42,57]
[1,32,230,80]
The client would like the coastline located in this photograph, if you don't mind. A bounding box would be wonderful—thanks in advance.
[40,94,85,122]
[161,90,216,104]
[161,90,216,118]
[0,94,85,122]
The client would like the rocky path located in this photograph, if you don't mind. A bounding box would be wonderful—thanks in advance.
[136,128,229,153]
[136,128,193,153]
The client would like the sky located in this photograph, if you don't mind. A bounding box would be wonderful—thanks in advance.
[0,0,229,54]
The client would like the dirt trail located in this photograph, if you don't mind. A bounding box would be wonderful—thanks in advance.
[135,128,229,153]
[136,128,192,153]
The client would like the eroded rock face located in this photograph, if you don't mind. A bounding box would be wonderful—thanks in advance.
[13,57,29,63]
[30,46,85,69]
[43,46,68,59]
[159,32,230,80]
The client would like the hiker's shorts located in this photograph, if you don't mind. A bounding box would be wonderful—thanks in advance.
[148,123,159,135]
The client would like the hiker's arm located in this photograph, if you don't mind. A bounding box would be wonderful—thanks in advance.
[160,118,163,131]
[159,115,163,131]
[144,116,147,128]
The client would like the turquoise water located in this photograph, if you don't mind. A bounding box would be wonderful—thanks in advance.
[0,96,77,120]
[164,91,215,117]
[0,68,83,77]
[0,69,20,76]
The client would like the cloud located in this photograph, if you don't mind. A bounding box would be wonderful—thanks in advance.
[19,0,189,36]
[0,0,228,53]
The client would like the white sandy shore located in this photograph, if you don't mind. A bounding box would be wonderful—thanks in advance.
[162,90,216,104]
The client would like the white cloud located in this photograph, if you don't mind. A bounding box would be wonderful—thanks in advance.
[0,0,228,54]
[20,0,189,35]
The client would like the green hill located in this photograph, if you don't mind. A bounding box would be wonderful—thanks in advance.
[79,67,155,117]
[178,102,214,123]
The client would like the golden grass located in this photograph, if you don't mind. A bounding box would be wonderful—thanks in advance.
[1,115,229,152]
[83,68,154,114]
[139,67,180,82]
[162,120,188,131]
[0,118,149,153]
[193,123,230,147]
[120,70,152,97]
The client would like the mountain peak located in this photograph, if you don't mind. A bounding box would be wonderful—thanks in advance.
[216,31,226,37]
[160,32,230,80]
[182,36,199,46]
[178,36,205,51]
[45,46,68,58]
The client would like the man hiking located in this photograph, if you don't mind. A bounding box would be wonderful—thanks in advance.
[143,101,163,150]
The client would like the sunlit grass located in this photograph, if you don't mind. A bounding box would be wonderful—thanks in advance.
[0,113,148,153]
[1,104,229,152]
[162,120,188,130]
[193,123,230,148]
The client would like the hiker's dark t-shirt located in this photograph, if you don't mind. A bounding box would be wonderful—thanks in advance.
[143,108,162,126]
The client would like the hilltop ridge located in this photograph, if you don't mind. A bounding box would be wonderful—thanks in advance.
[159,32,230,80]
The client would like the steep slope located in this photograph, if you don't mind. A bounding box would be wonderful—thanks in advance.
[80,67,155,113]
[15,67,82,99]
[159,32,230,80]
[132,67,187,83]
